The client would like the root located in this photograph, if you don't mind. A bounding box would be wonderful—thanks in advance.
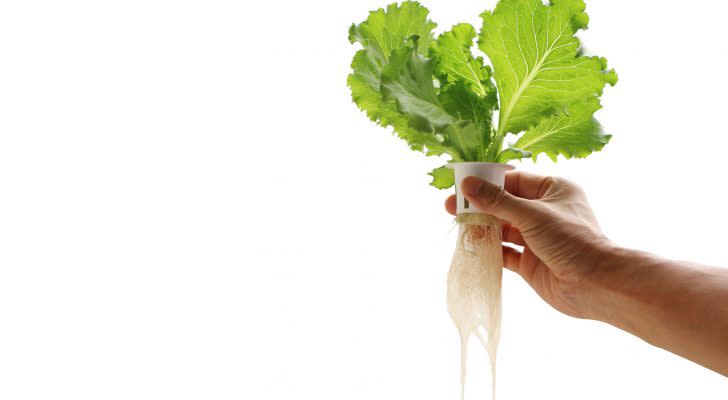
[447,214,503,399]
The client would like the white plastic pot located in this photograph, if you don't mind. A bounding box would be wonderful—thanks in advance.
[448,162,514,214]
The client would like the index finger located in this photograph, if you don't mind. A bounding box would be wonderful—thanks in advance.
[445,194,456,216]
[504,170,555,200]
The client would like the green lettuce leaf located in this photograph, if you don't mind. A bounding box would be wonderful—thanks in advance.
[348,2,436,68]
[347,0,618,189]
[509,97,610,161]
[439,83,495,162]
[431,23,496,100]
[479,0,617,138]
[439,77,495,128]
[380,44,493,164]
[497,147,532,163]
[429,165,455,189]
[443,123,485,162]
[381,44,455,133]
[348,1,451,155]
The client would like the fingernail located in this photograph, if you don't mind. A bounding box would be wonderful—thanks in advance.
[462,177,483,196]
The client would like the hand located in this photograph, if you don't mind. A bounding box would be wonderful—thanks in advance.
[445,171,614,320]
[445,171,728,375]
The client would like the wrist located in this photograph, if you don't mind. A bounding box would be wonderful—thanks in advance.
[579,245,656,324]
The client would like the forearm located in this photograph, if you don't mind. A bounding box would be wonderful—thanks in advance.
[588,247,728,376]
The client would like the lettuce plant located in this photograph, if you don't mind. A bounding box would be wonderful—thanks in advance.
[348,0,617,188]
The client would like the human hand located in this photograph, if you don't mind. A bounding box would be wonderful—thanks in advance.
[445,171,614,320]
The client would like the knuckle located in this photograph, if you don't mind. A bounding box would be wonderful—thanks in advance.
[560,177,585,195]
[537,176,558,197]
[490,186,509,207]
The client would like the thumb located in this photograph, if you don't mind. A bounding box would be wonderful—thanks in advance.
[461,176,539,228]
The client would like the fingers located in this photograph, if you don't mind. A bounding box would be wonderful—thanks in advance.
[502,245,539,290]
[446,196,525,244]
[504,170,556,200]
[461,176,541,229]
[502,245,522,273]
[447,172,558,217]
[501,223,525,246]
[445,195,456,216]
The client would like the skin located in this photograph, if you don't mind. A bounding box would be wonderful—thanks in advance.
[445,171,728,377]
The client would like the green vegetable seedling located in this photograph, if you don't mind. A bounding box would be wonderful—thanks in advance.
[348,0,616,188]
[348,1,616,398]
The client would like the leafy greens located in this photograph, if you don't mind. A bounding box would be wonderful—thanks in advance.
[348,0,616,188]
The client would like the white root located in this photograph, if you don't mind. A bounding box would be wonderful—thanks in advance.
[447,214,503,400]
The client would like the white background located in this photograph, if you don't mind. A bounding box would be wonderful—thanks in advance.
[1,0,727,398]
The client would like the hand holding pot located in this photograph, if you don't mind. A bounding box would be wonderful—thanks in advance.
[445,171,728,377]
[445,171,612,320]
